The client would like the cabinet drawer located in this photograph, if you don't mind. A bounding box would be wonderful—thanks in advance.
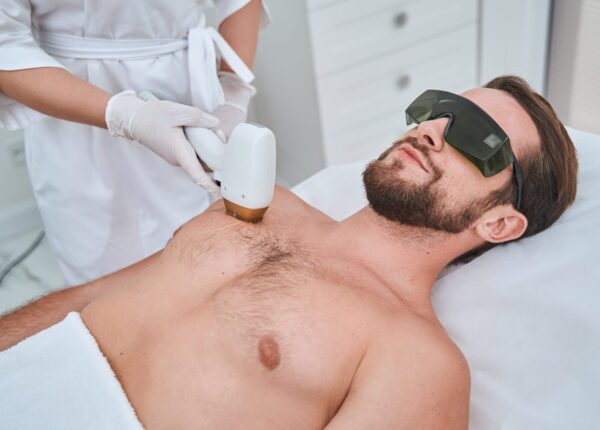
[308,0,477,77]
[324,81,476,165]
[317,25,477,138]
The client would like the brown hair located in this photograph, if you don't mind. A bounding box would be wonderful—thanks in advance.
[456,75,579,263]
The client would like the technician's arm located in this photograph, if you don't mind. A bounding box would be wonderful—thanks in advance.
[214,0,263,137]
[218,0,263,72]
[0,66,220,192]
[0,67,111,128]
[0,251,161,351]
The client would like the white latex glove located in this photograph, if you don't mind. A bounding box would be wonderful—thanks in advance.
[105,90,221,196]
[213,71,257,139]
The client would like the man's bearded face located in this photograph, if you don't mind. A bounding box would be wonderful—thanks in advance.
[362,137,490,233]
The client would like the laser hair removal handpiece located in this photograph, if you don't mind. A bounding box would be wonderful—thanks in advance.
[137,91,276,223]
[185,124,277,223]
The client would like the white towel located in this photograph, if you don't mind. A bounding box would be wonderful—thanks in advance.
[0,312,143,430]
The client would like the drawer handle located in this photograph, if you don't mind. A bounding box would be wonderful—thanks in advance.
[396,75,411,90]
[393,12,408,28]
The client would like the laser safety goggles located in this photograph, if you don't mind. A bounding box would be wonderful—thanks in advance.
[405,89,523,211]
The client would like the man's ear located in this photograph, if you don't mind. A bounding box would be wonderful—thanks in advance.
[473,205,528,244]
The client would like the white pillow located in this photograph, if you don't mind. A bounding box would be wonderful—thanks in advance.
[291,127,600,429]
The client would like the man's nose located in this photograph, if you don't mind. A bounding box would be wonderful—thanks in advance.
[415,117,449,152]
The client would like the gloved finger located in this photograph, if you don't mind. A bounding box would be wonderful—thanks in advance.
[197,174,222,197]
[213,104,246,139]
[181,156,221,196]
[164,101,220,128]
[213,128,226,143]
[176,140,221,196]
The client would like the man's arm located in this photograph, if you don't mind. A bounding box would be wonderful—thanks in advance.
[325,323,471,429]
[0,251,161,351]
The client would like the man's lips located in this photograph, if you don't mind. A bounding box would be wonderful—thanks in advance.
[397,146,430,173]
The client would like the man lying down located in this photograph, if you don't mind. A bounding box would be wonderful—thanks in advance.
[0,76,578,429]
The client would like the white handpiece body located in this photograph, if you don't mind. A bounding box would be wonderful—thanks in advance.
[185,127,227,180]
[221,123,276,210]
[138,90,276,220]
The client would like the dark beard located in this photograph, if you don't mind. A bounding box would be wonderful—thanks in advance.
[362,137,487,233]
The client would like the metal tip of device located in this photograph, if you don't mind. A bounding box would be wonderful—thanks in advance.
[224,199,269,223]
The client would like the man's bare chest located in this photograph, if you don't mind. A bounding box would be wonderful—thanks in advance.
[119,265,374,428]
[92,212,394,428]
[140,229,384,427]
[190,234,368,379]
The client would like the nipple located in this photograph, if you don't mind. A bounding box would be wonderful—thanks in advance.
[258,335,280,370]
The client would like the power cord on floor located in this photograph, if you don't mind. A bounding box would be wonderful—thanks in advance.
[0,231,45,285]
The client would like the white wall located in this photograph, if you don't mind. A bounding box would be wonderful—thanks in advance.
[252,0,325,186]
[479,0,552,94]
[546,0,600,134]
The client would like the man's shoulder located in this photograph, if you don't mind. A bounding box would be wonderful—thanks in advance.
[272,185,335,221]
[327,313,471,429]
[363,312,471,408]
[381,313,470,380]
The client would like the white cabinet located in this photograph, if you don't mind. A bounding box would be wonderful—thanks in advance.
[319,25,477,164]
[308,0,477,77]
[252,0,550,185]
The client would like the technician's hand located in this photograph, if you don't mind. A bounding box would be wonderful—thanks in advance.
[105,90,221,195]
[213,72,257,139]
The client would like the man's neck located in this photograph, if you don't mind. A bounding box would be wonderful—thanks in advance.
[326,206,464,317]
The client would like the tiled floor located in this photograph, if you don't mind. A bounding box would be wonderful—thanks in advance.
[0,228,65,315]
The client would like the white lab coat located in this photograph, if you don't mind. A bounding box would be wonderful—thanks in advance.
[0,0,269,285]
